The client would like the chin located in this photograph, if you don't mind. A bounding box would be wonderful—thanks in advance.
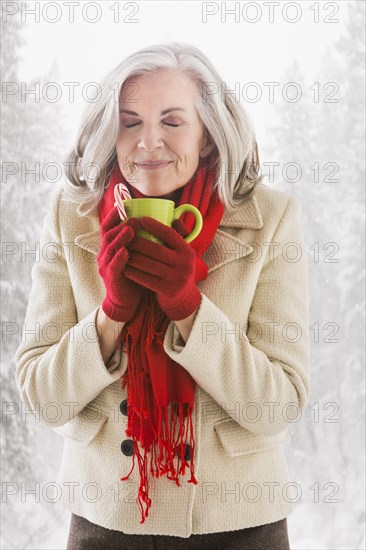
[142,182,172,194]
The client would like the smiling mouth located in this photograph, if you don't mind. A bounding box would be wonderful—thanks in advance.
[136,161,173,169]
[137,160,171,166]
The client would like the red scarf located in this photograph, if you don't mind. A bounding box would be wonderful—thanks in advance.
[98,157,225,524]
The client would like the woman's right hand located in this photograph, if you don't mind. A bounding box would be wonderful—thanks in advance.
[97,207,144,322]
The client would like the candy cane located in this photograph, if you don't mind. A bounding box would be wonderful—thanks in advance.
[114,183,132,220]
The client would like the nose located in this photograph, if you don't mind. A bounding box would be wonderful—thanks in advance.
[137,124,164,152]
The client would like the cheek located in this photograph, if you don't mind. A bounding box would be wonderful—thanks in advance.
[116,136,133,159]
[173,133,201,157]
[115,134,124,152]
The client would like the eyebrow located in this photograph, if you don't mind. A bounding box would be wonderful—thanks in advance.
[119,107,187,116]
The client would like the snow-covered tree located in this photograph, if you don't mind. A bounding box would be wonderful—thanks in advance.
[264,2,365,548]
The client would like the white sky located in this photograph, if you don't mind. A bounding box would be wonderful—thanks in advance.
[15,0,346,144]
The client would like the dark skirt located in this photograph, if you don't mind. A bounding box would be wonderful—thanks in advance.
[66,512,290,550]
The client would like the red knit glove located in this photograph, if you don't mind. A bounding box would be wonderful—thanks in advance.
[97,208,144,322]
[124,216,202,321]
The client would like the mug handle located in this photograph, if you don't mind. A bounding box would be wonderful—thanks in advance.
[173,204,203,243]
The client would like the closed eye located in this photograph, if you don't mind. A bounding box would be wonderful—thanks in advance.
[123,123,180,128]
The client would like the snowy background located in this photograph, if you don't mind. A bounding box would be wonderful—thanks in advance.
[1,1,365,548]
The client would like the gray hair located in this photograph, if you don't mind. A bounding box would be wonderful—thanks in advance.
[62,41,263,216]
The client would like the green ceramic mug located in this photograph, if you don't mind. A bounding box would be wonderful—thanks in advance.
[120,198,203,244]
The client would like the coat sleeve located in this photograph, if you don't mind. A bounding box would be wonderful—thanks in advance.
[14,189,127,428]
[163,196,310,436]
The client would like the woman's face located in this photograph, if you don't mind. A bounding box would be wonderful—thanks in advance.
[116,70,208,198]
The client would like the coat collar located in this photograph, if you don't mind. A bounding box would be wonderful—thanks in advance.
[74,193,263,274]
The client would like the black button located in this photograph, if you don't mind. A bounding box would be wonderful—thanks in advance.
[184,444,191,461]
[121,439,134,456]
[176,444,191,462]
[172,402,189,417]
[119,399,128,416]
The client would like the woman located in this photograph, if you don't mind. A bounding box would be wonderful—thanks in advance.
[14,42,310,549]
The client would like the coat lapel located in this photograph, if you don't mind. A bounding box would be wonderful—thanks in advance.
[74,193,264,274]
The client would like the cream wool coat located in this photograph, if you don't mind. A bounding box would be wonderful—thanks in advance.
[14,182,310,538]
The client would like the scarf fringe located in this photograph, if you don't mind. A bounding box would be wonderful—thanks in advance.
[120,403,198,524]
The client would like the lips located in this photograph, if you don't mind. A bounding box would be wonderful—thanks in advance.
[137,161,172,166]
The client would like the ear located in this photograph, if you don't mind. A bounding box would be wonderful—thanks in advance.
[200,143,215,158]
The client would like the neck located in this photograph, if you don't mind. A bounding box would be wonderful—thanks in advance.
[127,183,184,203]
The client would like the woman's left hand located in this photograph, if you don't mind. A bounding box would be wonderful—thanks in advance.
[124,216,202,320]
